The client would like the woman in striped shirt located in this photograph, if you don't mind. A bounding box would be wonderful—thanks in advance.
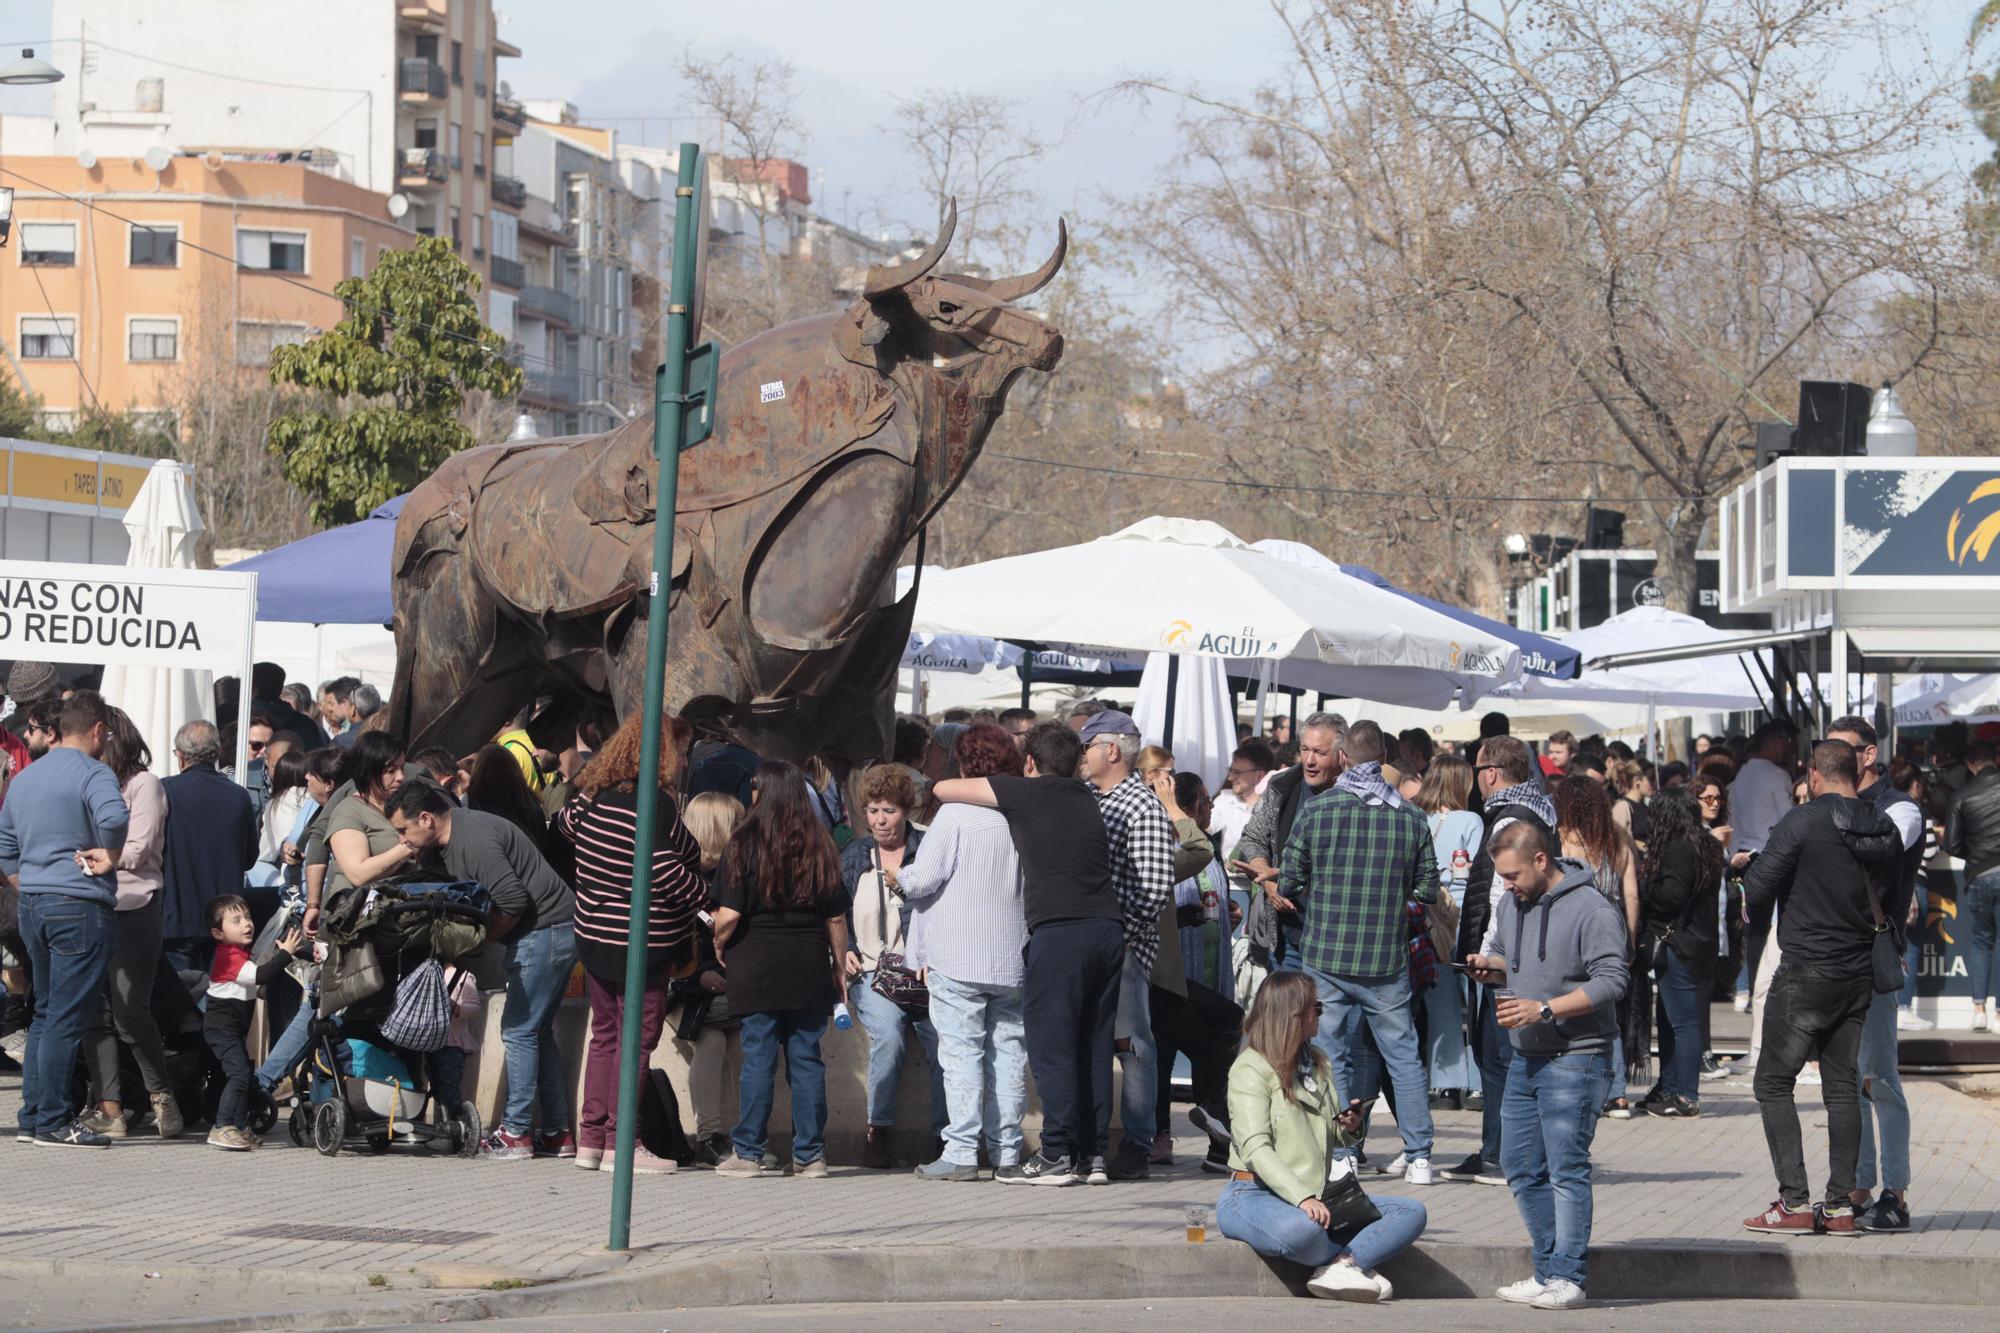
[554,710,706,1174]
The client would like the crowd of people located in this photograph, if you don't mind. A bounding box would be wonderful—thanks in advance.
[0,656,1982,1308]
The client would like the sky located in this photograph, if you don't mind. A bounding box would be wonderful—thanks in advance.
[1,1,1992,334]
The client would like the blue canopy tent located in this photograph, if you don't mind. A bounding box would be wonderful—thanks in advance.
[1336,562,1580,681]
[224,496,404,625]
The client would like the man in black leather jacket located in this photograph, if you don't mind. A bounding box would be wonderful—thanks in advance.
[1740,740,1901,1237]
[1946,740,2000,1032]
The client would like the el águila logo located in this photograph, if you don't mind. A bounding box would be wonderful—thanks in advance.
[1945,480,2000,566]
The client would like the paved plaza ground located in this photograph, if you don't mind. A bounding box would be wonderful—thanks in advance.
[6,1005,2000,1328]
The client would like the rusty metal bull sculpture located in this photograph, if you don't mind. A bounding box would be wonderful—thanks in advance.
[386,202,1065,764]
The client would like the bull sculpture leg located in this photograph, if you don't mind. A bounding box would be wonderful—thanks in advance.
[389,548,541,757]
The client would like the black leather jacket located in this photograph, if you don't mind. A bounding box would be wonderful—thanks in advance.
[1947,767,2000,885]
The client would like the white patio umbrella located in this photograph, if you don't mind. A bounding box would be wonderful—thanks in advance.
[1135,651,1234,791]
[908,518,1523,700]
[99,461,209,777]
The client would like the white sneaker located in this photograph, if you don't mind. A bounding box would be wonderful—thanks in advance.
[1327,1156,1356,1183]
[1369,1270,1394,1301]
[1799,1065,1822,1086]
[1380,1152,1409,1179]
[1974,1011,1990,1033]
[1402,1156,1434,1186]
[1529,1279,1586,1310]
[1732,992,1750,1013]
[1497,1276,1546,1304]
[1896,1009,1934,1031]
[1306,1259,1382,1302]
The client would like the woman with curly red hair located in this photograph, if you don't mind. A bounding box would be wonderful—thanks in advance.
[885,723,1031,1181]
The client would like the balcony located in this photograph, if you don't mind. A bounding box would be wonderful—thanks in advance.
[398,58,446,100]
[524,366,579,405]
[493,96,527,135]
[518,282,578,327]
[489,254,524,289]
[397,3,446,32]
[397,146,446,186]
[491,174,527,209]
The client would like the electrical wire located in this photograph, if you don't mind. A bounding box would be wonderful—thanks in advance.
[985,451,1669,504]
[0,162,657,397]
[25,260,101,413]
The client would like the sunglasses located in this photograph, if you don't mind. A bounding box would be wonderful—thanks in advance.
[1474,764,1504,774]
[1698,792,1721,803]
[248,739,268,754]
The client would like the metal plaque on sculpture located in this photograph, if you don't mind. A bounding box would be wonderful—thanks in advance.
[0,560,254,669]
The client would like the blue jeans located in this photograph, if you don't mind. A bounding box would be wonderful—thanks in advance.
[500,922,576,1135]
[1899,910,1922,1010]
[926,971,1028,1167]
[1115,952,1156,1154]
[848,974,945,1131]
[1963,870,2000,1004]
[1423,971,1479,1094]
[733,1009,829,1164]
[1216,1178,1428,1272]
[257,997,316,1090]
[1309,965,1434,1160]
[1655,950,1704,1101]
[1854,990,1910,1192]
[1500,1049,1611,1289]
[17,894,113,1136]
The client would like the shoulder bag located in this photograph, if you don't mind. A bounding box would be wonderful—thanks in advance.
[1644,847,1706,974]
[1861,873,1906,996]
[867,846,930,1012]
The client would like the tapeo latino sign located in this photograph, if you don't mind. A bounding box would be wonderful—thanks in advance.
[0,561,256,670]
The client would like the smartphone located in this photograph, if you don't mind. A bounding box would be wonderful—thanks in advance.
[1446,960,1483,972]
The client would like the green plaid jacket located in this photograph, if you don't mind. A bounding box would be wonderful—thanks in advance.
[1278,788,1439,980]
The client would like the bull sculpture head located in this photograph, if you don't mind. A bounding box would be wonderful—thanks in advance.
[843,201,1067,514]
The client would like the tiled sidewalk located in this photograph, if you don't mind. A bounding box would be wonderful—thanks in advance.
[5,1058,1998,1293]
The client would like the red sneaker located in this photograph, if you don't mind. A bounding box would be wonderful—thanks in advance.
[1743,1200,1816,1233]
[534,1129,577,1160]
[479,1128,535,1162]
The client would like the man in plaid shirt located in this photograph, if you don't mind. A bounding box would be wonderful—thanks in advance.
[1280,719,1442,1185]
[1080,710,1176,1183]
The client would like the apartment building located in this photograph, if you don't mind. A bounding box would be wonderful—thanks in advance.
[32,0,521,302]
[0,155,411,432]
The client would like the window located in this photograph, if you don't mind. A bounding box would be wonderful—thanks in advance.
[349,237,367,278]
[448,123,461,168]
[472,212,484,257]
[129,223,179,267]
[450,206,461,251]
[415,34,439,62]
[38,409,76,433]
[129,410,178,443]
[128,317,179,362]
[450,39,462,83]
[414,117,438,149]
[20,316,75,359]
[474,130,485,175]
[236,321,311,366]
[236,228,307,272]
[474,47,487,95]
[19,221,76,266]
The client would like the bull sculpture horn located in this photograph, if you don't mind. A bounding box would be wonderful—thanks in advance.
[863,198,958,299]
[944,218,1069,303]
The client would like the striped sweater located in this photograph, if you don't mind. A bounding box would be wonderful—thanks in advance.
[554,787,707,957]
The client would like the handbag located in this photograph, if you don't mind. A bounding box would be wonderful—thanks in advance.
[1861,874,1906,996]
[866,846,929,1011]
[1425,891,1461,967]
[380,957,453,1052]
[317,940,384,1015]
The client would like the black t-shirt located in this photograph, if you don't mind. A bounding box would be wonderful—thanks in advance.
[988,775,1120,932]
[711,849,844,1016]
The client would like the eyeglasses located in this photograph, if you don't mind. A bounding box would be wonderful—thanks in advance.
[248,739,268,754]
[1227,765,1258,779]
[1697,792,1722,804]
[1474,764,1503,774]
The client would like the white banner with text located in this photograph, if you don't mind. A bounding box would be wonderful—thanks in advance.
[0,560,257,670]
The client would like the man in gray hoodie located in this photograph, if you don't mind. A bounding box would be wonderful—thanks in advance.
[1468,820,1629,1312]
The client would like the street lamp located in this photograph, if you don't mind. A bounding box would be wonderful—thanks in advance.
[1865,380,1917,457]
[0,49,64,85]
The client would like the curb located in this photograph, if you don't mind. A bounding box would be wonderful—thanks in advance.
[44,1236,2000,1331]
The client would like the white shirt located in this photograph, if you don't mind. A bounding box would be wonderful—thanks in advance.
[1730,757,1795,854]
[1211,789,1257,860]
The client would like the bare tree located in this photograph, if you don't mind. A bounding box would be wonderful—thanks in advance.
[1120,0,1970,610]
[886,88,1050,270]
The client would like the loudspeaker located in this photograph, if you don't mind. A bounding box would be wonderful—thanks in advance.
[1583,506,1625,550]
[1794,381,1872,457]
[1754,420,1795,470]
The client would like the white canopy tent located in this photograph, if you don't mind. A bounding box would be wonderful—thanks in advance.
[98,461,211,777]
[907,518,1524,719]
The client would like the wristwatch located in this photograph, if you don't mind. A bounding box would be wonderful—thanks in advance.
[1538,1003,1555,1025]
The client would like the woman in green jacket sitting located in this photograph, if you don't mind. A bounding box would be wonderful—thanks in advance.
[1217,971,1428,1302]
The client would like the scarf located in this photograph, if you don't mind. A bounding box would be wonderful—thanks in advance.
[1334,759,1403,809]
[1485,779,1556,829]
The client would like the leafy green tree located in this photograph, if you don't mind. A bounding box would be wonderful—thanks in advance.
[267,237,521,526]
[0,369,47,439]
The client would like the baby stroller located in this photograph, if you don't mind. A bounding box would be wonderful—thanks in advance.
[276,879,491,1157]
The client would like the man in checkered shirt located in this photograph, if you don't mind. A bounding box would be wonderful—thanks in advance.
[1078,710,1177,1183]
[1280,719,1442,1186]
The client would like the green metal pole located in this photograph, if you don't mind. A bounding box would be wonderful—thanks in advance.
[609,140,703,1252]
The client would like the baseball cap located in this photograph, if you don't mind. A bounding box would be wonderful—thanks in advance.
[1079,709,1141,743]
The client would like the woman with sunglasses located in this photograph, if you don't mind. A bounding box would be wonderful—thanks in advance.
[1215,970,1428,1302]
